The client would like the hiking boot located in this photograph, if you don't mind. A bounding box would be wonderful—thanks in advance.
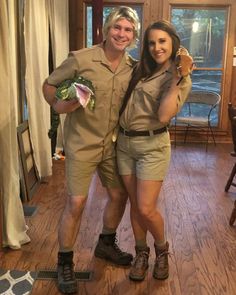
[94,233,133,266]
[57,251,77,294]
[129,246,150,281]
[153,242,169,280]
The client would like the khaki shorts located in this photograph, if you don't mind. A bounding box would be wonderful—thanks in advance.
[117,131,171,181]
[65,157,124,196]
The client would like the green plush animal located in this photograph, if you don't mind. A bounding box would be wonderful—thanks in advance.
[48,76,95,139]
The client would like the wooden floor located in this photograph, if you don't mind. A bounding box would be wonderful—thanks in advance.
[1,143,236,295]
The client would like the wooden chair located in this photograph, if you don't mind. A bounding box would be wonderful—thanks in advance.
[229,200,236,226]
[225,102,236,226]
[225,103,236,192]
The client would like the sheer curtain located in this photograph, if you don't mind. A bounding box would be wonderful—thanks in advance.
[48,0,69,152]
[24,0,69,175]
[0,0,69,249]
[24,0,52,178]
[0,0,30,249]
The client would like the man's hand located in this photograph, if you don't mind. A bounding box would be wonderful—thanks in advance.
[42,81,81,114]
[52,98,81,114]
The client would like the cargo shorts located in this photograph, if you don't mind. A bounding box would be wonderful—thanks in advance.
[65,156,124,196]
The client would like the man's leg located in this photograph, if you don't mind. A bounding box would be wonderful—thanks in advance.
[57,195,86,294]
[57,159,95,294]
[94,157,133,266]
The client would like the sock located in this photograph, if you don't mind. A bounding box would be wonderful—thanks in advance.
[135,239,148,249]
[59,248,73,253]
[101,226,116,235]
[154,240,167,250]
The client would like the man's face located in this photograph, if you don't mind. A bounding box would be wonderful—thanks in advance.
[106,18,135,53]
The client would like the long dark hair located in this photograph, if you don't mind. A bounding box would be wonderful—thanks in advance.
[120,20,180,115]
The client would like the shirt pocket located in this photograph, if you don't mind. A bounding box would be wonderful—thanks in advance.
[136,84,161,112]
[92,81,110,108]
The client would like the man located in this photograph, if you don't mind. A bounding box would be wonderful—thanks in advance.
[42,6,140,294]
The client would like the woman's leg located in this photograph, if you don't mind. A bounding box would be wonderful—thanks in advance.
[136,179,169,280]
[136,179,164,242]
[121,174,147,244]
[121,174,150,281]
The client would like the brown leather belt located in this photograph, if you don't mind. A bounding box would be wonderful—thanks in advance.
[119,126,168,137]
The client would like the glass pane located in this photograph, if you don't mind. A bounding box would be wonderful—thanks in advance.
[86,5,142,60]
[171,7,227,127]
[192,70,222,93]
[171,8,227,68]
[177,102,219,126]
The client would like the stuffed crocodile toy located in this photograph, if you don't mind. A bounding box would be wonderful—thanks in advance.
[48,76,95,139]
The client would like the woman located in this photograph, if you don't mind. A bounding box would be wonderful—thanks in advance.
[117,20,193,281]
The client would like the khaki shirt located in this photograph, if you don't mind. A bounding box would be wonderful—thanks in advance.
[47,44,136,161]
[120,65,192,130]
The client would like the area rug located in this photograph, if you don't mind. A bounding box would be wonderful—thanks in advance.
[0,269,37,295]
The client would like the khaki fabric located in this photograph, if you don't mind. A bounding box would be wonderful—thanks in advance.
[120,64,192,131]
[47,44,136,161]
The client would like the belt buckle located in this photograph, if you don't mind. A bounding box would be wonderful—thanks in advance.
[149,130,154,136]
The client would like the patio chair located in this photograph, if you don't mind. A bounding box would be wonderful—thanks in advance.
[174,90,221,151]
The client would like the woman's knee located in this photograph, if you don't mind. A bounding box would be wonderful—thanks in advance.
[138,205,155,221]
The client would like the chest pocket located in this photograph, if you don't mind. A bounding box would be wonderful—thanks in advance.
[92,81,111,108]
[134,84,161,113]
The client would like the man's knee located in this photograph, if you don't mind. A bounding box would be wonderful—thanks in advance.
[107,187,128,203]
[66,195,87,216]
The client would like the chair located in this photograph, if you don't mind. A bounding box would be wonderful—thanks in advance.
[225,103,236,193]
[224,103,236,226]
[174,90,221,151]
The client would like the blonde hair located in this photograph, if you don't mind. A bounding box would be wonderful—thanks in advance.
[103,6,140,48]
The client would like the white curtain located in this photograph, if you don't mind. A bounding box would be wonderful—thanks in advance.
[48,0,69,152]
[0,0,30,249]
[24,0,52,178]
[24,0,69,172]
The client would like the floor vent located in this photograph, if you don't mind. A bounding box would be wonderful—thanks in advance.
[36,270,93,281]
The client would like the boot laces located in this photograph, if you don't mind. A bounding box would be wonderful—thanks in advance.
[156,251,170,268]
[112,237,124,256]
[134,251,149,269]
[62,263,75,282]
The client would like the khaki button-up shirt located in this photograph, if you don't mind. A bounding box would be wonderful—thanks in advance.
[120,66,192,131]
[47,44,136,161]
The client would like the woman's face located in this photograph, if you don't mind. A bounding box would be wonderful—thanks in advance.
[148,29,173,66]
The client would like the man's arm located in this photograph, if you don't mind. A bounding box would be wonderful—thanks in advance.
[42,80,81,114]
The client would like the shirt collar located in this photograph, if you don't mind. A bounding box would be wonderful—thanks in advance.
[92,42,134,67]
[141,63,173,82]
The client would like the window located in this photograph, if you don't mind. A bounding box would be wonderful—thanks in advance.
[171,8,227,126]
[86,5,143,60]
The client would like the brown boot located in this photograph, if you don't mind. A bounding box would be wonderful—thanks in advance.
[94,233,133,266]
[129,246,150,281]
[57,251,77,294]
[153,242,169,280]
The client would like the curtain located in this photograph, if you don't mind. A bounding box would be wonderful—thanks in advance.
[0,0,30,249]
[48,0,69,153]
[24,0,52,178]
[24,0,69,173]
